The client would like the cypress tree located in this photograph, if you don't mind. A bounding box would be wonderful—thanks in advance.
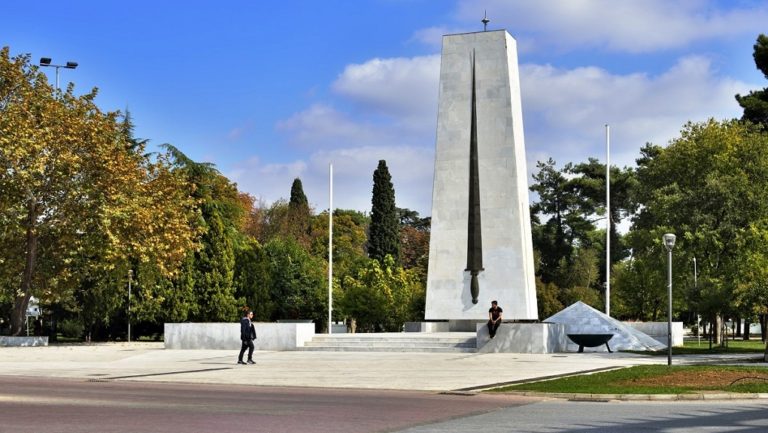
[289,178,309,212]
[288,178,311,244]
[369,160,400,263]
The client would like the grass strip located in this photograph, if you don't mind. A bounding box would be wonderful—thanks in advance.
[487,365,768,394]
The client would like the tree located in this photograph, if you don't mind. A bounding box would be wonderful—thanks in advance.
[163,144,244,322]
[628,119,768,343]
[287,178,312,246]
[369,160,400,263]
[289,177,309,211]
[396,207,430,283]
[263,237,327,330]
[233,237,272,321]
[339,255,423,332]
[735,34,768,128]
[310,209,369,285]
[530,158,586,284]
[0,48,196,335]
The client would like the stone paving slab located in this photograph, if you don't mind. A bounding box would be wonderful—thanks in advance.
[1,343,763,397]
[0,342,661,392]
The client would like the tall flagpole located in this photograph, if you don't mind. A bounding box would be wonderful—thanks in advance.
[328,163,333,334]
[605,124,611,316]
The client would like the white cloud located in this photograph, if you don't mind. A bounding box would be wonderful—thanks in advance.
[243,45,756,216]
[275,103,382,148]
[454,0,768,52]
[332,55,441,131]
[229,146,434,216]
[520,55,753,168]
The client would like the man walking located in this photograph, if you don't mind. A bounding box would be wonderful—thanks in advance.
[238,310,257,365]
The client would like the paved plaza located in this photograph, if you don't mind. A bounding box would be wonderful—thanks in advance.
[0,342,757,392]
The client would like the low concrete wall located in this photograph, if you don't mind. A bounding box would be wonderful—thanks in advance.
[0,336,49,347]
[164,323,315,350]
[404,322,450,332]
[405,320,484,332]
[624,321,684,347]
[476,323,567,353]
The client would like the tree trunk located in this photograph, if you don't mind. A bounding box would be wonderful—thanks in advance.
[761,314,768,342]
[714,314,723,345]
[736,317,742,338]
[744,318,751,340]
[10,198,38,336]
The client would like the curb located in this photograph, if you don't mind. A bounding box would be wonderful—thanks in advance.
[496,390,768,401]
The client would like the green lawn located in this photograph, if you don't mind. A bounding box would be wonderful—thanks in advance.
[674,339,766,354]
[489,365,768,394]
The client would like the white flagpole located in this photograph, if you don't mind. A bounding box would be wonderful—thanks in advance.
[328,163,333,334]
[605,124,611,317]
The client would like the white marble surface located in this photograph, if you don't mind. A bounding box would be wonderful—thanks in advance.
[625,321,684,347]
[426,30,537,321]
[164,322,315,351]
[545,302,668,352]
[476,323,567,353]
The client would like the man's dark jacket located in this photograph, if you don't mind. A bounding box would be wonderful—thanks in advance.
[240,317,256,341]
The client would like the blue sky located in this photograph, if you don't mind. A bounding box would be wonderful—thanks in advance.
[3,0,767,216]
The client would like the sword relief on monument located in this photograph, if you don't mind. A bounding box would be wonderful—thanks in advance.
[465,51,484,305]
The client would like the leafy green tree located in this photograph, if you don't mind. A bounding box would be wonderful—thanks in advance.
[163,144,244,322]
[310,209,369,285]
[233,237,272,321]
[629,119,768,343]
[261,238,327,327]
[0,48,195,335]
[735,34,768,128]
[369,160,400,263]
[611,235,668,321]
[536,278,563,319]
[340,255,423,332]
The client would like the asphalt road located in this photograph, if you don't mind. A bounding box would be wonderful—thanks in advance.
[394,399,768,433]
[4,375,768,433]
[0,376,536,433]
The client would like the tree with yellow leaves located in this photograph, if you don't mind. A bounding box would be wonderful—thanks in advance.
[0,47,197,336]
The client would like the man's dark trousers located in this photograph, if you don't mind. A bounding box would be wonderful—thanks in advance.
[488,320,501,338]
[238,316,256,362]
[238,339,254,362]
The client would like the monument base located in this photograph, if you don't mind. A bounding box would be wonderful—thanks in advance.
[404,320,485,332]
[476,323,566,353]
[164,322,314,350]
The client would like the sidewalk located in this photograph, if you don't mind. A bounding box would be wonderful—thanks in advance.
[2,343,762,392]
[0,342,664,392]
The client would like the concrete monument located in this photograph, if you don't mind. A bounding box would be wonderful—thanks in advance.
[425,29,537,321]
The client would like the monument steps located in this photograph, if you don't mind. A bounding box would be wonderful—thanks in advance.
[298,332,477,353]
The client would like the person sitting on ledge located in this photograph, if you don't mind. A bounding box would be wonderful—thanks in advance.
[488,300,503,338]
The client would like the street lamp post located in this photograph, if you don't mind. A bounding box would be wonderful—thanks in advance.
[39,57,78,90]
[693,257,699,346]
[663,233,676,366]
[128,269,133,342]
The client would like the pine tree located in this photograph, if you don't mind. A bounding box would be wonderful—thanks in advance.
[369,160,400,263]
[735,34,768,128]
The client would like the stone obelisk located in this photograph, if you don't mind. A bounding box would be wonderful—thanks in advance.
[425,30,538,321]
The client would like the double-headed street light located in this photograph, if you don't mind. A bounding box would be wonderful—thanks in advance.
[663,233,676,366]
[39,57,78,90]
